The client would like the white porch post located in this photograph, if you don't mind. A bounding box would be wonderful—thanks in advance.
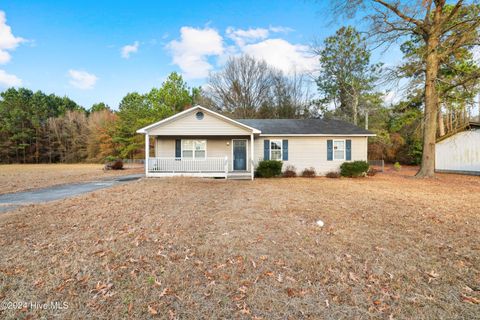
[224,156,228,179]
[145,133,149,176]
[250,133,254,180]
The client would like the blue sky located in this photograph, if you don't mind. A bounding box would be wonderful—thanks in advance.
[0,0,402,109]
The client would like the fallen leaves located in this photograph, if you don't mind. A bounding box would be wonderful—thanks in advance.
[237,285,248,294]
[427,270,439,278]
[91,281,115,299]
[56,278,74,292]
[148,305,158,315]
[92,249,109,257]
[426,270,440,283]
[286,287,308,298]
[461,294,480,304]
[159,287,170,298]
[349,272,359,282]
[33,279,45,288]
[236,302,251,315]
[276,273,284,283]
[1,172,480,320]
[0,267,25,276]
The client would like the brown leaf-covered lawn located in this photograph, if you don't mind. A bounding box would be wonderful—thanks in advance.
[0,170,479,319]
[0,164,143,195]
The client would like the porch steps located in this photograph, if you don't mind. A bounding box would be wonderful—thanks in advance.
[226,172,252,180]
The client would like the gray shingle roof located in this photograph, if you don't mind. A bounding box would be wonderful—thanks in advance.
[236,119,374,135]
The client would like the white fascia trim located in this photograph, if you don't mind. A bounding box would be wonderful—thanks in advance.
[136,105,261,134]
[259,133,376,137]
[136,106,196,133]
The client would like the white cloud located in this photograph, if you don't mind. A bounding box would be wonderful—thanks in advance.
[167,25,317,78]
[68,69,98,90]
[225,26,293,47]
[226,27,270,46]
[121,41,139,59]
[0,69,22,87]
[268,26,294,33]
[242,38,319,74]
[167,26,224,79]
[0,11,25,64]
[0,51,10,64]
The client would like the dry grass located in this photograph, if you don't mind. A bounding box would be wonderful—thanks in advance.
[0,164,143,195]
[0,171,479,319]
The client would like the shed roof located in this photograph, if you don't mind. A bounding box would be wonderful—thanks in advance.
[436,121,480,143]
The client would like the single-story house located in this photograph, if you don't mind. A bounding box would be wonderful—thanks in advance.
[435,122,480,175]
[136,105,375,179]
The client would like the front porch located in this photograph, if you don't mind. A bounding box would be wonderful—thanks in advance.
[146,156,253,179]
[145,135,255,180]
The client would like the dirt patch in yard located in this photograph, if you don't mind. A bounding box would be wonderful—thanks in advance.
[0,164,143,195]
[0,173,479,319]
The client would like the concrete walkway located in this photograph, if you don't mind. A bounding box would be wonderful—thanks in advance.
[0,174,143,213]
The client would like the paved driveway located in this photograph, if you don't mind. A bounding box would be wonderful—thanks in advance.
[0,174,143,213]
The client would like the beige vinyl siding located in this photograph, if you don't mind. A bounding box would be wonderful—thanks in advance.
[155,137,251,172]
[154,135,368,175]
[254,136,368,175]
[155,139,175,158]
[147,111,252,136]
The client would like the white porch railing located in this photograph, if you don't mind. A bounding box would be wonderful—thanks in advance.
[148,157,228,175]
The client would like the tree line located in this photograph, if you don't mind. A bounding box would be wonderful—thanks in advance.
[0,65,316,163]
[0,60,319,163]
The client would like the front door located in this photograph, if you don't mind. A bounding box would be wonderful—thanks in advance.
[233,140,247,171]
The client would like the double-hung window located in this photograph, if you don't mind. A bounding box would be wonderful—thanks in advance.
[333,140,345,160]
[182,139,206,159]
[270,140,282,160]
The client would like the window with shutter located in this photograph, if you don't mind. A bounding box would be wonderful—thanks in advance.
[333,140,345,160]
[270,140,282,160]
[327,140,333,161]
[175,139,181,158]
[282,140,288,161]
[264,140,270,160]
[346,139,352,161]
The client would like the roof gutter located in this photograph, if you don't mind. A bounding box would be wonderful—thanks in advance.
[259,133,376,137]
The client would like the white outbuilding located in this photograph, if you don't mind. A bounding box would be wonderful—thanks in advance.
[435,122,480,175]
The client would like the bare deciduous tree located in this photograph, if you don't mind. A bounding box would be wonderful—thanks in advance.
[208,55,315,118]
[208,55,275,118]
[48,110,89,163]
[260,70,315,118]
